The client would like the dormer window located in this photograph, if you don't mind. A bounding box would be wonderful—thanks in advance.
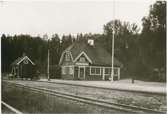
[65,52,70,61]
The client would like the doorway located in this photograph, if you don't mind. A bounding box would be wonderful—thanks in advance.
[78,66,85,80]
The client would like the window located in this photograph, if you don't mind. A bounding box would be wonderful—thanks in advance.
[114,68,118,75]
[62,67,66,74]
[90,67,101,75]
[65,52,70,61]
[96,68,100,74]
[69,67,74,74]
[79,57,85,62]
[105,68,111,74]
[91,67,96,74]
[62,66,73,75]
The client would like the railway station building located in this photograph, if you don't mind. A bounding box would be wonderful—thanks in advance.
[59,40,123,80]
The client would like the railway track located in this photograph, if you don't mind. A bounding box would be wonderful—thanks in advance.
[2,101,23,114]
[3,81,165,113]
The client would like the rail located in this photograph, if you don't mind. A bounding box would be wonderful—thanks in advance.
[3,81,165,113]
[2,101,23,114]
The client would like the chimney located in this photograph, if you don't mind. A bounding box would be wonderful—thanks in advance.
[88,39,94,46]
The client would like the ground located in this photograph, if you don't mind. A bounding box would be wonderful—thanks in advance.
[3,79,166,112]
[2,83,121,113]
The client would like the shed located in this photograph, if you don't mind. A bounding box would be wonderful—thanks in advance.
[11,55,35,79]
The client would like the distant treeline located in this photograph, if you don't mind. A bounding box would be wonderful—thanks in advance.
[1,1,166,81]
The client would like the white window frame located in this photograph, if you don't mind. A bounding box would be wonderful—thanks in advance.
[69,66,74,75]
[65,52,71,61]
[90,66,101,75]
[114,67,118,76]
[103,67,119,75]
[79,56,86,62]
[62,66,66,75]
[62,66,74,75]
[104,67,111,75]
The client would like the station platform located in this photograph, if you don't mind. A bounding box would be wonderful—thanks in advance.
[39,78,166,95]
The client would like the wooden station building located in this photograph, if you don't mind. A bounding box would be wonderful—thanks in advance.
[59,40,123,80]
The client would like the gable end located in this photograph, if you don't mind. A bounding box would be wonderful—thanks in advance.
[59,51,74,65]
[74,51,92,64]
[17,56,35,65]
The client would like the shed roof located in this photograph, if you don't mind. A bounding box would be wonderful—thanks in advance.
[64,41,123,67]
[11,55,35,66]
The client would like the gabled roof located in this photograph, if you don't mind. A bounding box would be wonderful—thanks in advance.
[11,56,35,66]
[74,51,92,64]
[61,41,123,67]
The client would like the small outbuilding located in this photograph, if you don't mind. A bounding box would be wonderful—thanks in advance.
[11,54,35,79]
[59,40,123,80]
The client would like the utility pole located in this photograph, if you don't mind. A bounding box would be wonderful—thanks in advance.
[111,0,115,82]
[47,40,50,81]
[111,27,115,82]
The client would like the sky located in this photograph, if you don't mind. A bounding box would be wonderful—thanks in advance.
[0,0,156,37]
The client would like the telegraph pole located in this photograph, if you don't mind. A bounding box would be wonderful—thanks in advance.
[47,40,50,81]
[111,0,115,82]
[111,27,115,81]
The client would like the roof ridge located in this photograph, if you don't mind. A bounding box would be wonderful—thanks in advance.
[65,42,76,51]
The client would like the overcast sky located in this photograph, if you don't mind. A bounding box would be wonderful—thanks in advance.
[0,0,155,37]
